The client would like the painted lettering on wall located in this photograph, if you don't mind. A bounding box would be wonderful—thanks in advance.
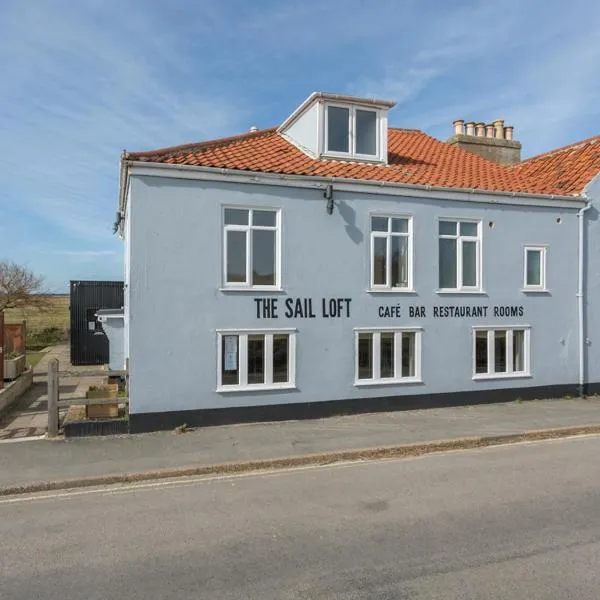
[377,304,525,319]
[255,297,352,319]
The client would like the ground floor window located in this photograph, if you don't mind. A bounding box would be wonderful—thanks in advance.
[355,328,421,385]
[217,329,296,391]
[473,327,530,379]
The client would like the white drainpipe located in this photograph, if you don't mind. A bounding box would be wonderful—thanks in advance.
[578,201,592,396]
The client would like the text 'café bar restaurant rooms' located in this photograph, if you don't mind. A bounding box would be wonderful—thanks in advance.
[115,91,600,432]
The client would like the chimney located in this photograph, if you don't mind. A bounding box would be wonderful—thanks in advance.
[447,118,521,165]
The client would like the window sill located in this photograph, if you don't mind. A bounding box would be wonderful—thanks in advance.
[435,289,487,295]
[217,383,296,393]
[354,377,423,387]
[472,373,531,381]
[366,288,417,295]
[219,286,284,293]
[320,151,385,164]
[521,288,550,294]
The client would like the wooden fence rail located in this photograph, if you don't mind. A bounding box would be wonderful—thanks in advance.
[47,357,128,437]
[57,397,129,408]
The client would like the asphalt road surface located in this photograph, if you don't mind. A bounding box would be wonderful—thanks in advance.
[2,436,600,599]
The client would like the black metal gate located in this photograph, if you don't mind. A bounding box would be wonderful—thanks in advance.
[70,280,124,365]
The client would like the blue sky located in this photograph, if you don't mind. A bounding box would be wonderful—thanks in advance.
[1,0,599,292]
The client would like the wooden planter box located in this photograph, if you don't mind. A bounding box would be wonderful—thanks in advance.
[3,355,26,381]
[86,384,119,419]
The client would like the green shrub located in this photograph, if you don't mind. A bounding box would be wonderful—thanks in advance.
[27,327,66,349]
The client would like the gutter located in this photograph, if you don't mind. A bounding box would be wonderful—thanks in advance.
[577,200,592,397]
[115,151,129,239]
[124,160,585,209]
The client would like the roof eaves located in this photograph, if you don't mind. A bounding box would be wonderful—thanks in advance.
[126,127,277,160]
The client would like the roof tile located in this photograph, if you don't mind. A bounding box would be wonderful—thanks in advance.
[126,128,600,197]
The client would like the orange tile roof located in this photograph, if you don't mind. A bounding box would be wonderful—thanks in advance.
[127,128,600,198]
[510,135,600,196]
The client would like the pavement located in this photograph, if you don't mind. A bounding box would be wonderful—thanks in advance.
[2,392,600,494]
[0,343,106,441]
[3,436,600,599]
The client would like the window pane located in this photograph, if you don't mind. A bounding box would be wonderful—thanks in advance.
[252,229,276,286]
[391,218,408,233]
[494,331,507,373]
[460,222,478,236]
[356,109,377,155]
[252,210,276,227]
[439,221,457,236]
[439,238,457,288]
[373,236,387,286]
[475,331,488,374]
[327,106,349,152]
[273,334,289,383]
[526,250,541,286]
[224,208,249,225]
[380,333,394,378]
[462,241,477,287]
[371,216,388,232]
[221,335,239,386]
[358,333,373,379]
[247,335,265,384]
[513,330,525,372]
[226,230,247,283]
[391,235,409,288]
[402,332,415,378]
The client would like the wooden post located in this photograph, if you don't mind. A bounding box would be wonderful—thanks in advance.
[47,358,59,438]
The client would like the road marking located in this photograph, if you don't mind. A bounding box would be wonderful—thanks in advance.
[1,433,599,505]
[0,435,46,444]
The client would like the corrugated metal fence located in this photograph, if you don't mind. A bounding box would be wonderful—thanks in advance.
[70,281,124,366]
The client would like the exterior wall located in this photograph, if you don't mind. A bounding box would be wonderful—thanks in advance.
[98,316,125,371]
[123,191,131,362]
[282,101,319,156]
[127,174,582,423]
[584,173,600,387]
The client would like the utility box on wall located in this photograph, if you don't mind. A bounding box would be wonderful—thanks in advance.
[70,281,124,366]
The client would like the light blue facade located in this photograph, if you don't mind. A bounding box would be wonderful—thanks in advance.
[121,168,597,427]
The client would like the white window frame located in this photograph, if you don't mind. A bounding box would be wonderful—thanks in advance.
[216,328,296,392]
[322,103,386,162]
[354,327,422,386]
[438,218,482,292]
[472,326,531,380]
[369,214,413,291]
[222,207,282,290]
[523,245,547,291]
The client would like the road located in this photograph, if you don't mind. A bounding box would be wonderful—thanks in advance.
[2,436,600,599]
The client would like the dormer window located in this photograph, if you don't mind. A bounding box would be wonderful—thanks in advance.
[325,104,380,159]
[277,92,395,165]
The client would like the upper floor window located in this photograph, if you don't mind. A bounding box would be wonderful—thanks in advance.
[438,220,481,291]
[223,208,280,289]
[325,104,380,159]
[370,215,412,290]
[523,246,547,291]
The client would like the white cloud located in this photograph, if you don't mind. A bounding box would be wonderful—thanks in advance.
[0,0,245,241]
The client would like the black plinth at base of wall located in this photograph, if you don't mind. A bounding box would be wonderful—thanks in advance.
[63,419,129,438]
[129,382,592,434]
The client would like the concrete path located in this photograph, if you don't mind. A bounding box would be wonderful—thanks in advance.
[1,396,600,490]
[0,344,106,441]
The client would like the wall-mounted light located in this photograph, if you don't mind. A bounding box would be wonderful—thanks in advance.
[324,184,334,215]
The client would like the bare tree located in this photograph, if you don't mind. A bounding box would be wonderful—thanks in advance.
[0,261,49,311]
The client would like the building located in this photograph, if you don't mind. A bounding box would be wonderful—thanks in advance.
[114,92,600,433]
